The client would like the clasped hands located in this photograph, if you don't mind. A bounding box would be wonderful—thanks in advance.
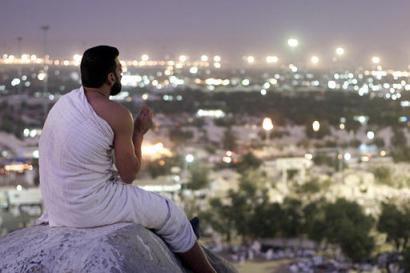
[134,105,154,135]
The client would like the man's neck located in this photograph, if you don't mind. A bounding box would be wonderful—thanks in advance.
[84,86,110,98]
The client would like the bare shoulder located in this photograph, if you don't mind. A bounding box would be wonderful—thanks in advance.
[91,98,133,133]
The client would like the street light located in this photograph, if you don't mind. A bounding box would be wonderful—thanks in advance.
[183,154,195,182]
[40,25,49,94]
[287,38,299,48]
[200,55,209,62]
[336,47,345,56]
[141,54,149,61]
[16,36,23,93]
[312,120,320,132]
[179,55,188,62]
[266,56,279,64]
[371,56,381,65]
[310,55,320,65]
[213,55,221,62]
[185,154,195,164]
[262,117,274,142]
[246,56,255,64]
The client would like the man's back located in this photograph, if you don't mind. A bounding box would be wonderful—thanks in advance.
[39,87,120,227]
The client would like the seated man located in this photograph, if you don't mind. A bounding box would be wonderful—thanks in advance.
[38,45,216,273]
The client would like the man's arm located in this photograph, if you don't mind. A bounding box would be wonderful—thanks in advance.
[111,105,153,184]
[111,106,141,184]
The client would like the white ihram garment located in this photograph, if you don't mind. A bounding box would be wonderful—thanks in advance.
[38,87,195,253]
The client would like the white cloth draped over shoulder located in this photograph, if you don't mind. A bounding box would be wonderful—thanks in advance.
[38,87,196,253]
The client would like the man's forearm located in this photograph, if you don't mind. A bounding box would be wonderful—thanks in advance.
[132,131,144,164]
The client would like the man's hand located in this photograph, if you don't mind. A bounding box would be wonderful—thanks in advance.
[134,105,154,135]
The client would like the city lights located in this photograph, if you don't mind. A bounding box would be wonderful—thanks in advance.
[310,55,320,65]
[3,3,410,272]
[287,38,299,48]
[200,55,209,62]
[246,56,255,64]
[185,154,194,163]
[266,56,279,64]
[312,121,320,132]
[372,56,381,65]
[366,131,375,140]
[141,54,150,61]
[262,117,274,131]
[336,47,345,56]
[178,55,188,62]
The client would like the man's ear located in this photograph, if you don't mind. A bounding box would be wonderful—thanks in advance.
[107,72,115,85]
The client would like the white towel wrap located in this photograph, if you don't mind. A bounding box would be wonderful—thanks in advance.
[38,87,196,253]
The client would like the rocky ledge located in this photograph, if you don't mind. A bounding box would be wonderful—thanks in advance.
[0,222,237,273]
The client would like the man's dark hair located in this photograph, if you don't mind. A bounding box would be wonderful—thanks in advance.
[80,45,119,88]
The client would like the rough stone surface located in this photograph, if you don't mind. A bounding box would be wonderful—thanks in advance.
[0,223,237,273]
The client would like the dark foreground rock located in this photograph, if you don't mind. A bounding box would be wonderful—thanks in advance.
[0,222,237,273]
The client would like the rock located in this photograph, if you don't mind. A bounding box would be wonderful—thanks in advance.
[0,223,237,273]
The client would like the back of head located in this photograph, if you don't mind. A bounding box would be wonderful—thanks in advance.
[80,45,119,88]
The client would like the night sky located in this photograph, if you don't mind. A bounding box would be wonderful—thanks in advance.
[1,0,410,68]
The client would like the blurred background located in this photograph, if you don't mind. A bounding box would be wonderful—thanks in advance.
[1,0,410,272]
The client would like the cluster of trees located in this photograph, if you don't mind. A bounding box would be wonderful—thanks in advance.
[391,128,410,162]
[147,89,407,130]
[203,170,374,262]
[198,167,410,266]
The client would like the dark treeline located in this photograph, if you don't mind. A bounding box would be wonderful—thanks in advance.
[147,88,406,128]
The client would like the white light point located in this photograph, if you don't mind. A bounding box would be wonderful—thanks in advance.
[262,117,274,131]
[372,56,381,65]
[336,47,345,56]
[266,56,279,64]
[344,152,352,161]
[246,56,255,64]
[312,120,320,132]
[367,131,375,140]
[179,55,188,62]
[310,56,320,65]
[287,38,299,48]
[185,154,194,163]
[305,153,313,160]
[72,54,82,63]
[141,54,150,61]
[189,66,198,74]
[200,55,209,62]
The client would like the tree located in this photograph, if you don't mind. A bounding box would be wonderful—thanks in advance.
[313,153,336,168]
[279,198,304,240]
[373,166,393,186]
[206,170,280,242]
[204,198,235,242]
[321,199,375,262]
[373,137,385,148]
[304,200,327,245]
[402,247,410,272]
[235,152,262,173]
[390,129,410,162]
[147,156,182,178]
[186,164,210,190]
[378,203,410,251]
[169,127,193,145]
[222,127,237,151]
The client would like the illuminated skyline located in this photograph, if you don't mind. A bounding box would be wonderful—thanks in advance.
[1,0,410,68]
